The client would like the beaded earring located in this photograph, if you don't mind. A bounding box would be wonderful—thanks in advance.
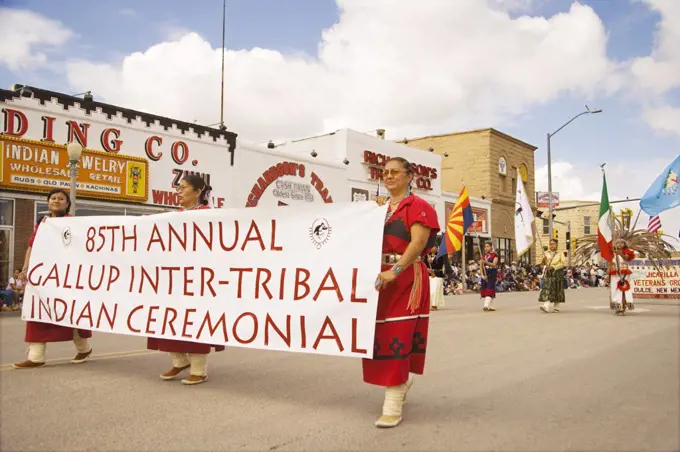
[406,183,412,197]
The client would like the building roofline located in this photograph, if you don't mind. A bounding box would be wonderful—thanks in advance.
[397,127,537,151]
[1,85,238,146]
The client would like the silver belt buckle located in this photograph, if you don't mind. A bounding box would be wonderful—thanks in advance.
[383,253,399,265]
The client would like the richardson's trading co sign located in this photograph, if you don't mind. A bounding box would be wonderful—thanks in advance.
[362,150,437,191]
[0,135,148,203]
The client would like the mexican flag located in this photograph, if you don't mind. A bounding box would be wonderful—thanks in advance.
[597,172,614,261]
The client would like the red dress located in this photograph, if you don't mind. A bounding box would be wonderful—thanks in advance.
[146,204,225,354]
[362,195,440,387]
[25,215,94,343]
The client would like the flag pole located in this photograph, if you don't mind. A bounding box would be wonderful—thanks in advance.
[219,0,227,129]
[603,165,624,311]
[631,209,642,230]
[460,180,467,288]
[461,231,466,288]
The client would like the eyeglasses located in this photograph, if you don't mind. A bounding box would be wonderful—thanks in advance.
[382,169,406,177]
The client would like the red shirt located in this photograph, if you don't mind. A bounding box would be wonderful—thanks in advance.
[383,195,440,255]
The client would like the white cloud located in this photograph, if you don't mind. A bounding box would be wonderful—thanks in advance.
[0,8,74,71]
[57,0,621,142]
[629,0,680,135]
[643,106,680,135]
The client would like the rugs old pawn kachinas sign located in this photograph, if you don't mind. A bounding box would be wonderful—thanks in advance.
[0,135,148,202]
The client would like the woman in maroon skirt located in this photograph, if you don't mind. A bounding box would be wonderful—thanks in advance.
[13,189,93,369]
[365,157,440,428]
[147,175,225,385]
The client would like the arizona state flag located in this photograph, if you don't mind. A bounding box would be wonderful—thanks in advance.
[436,185,474,259]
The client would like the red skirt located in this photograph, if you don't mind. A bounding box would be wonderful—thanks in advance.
[362,261,430,387]
[147,338,225,354]
[25,321,92,343]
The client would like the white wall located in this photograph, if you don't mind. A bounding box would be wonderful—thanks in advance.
[231,140,350,208]
[279,128,445,226]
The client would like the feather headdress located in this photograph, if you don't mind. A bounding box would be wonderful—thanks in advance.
[573,215,676,271]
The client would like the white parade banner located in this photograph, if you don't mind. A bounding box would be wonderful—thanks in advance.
[21,202,386,358]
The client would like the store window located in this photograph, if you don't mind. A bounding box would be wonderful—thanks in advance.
[493,238,514,264]
[542,218,549,235]
[0,199,13,226]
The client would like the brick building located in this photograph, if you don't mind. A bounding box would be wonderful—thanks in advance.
[399,128,536,264]
[533,201,600,265]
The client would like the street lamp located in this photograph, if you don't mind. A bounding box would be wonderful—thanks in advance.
[547,106,602,240]
[66,141,83,215]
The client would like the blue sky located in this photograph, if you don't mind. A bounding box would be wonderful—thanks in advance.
[0,0,679,211]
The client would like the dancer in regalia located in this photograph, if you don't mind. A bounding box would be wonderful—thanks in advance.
[574,216,674,316]
[366,157,439,428]
[480,242,498,311]
[609,238,637,314]
[146,175,225,384]
[13,189,93,369]
[538,239,567,313]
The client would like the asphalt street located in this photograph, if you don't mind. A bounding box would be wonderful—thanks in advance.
[1,288,678,451]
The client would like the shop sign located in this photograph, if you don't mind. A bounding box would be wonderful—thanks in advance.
[0,135,148,202]
[1,104,232,209]
[245,160,334,207]
[631,259,680,299]
[362,150,437,191]
[536,191,559,208]
[445,202,489,235]
[469,207,488,234]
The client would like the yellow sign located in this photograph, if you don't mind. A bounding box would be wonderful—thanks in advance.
[0,135,148,203]
[519,164,528,183]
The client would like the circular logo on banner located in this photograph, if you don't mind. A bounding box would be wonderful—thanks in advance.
[309,218,332,249]
[61,227,72,247]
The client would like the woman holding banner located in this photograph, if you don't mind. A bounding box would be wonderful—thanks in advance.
[368,157,439,428]
[13,189,93,369]
[146,175,225,385]
[538,239,567,313]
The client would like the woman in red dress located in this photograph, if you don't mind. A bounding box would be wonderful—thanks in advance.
[13,189,93,369]
[365,157,440,428]
[147,175,225,385]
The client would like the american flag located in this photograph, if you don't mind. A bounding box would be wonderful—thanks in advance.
[648,215,661,233]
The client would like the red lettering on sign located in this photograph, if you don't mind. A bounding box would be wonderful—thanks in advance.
[245,161,334,207]
[171,141,189,165]
[66,120,90,147]
[145,136,163,161]
[362,150,437,191]
[101,128,123,153]
[41,116,56,142]
[2,108,28,137]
